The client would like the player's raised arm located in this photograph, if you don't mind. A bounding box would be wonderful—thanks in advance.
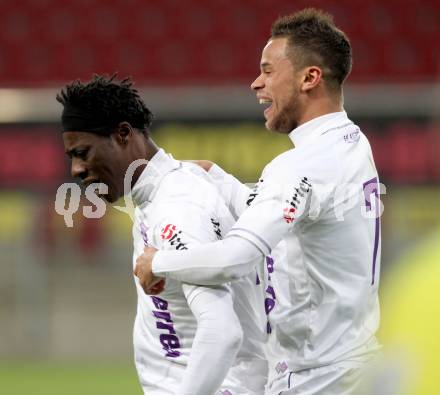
[136,236,262,289]
[136,169,311,288]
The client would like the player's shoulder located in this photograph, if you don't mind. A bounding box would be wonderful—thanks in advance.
[263,145,328,183]
[152,165,220,214]
[263,136,348,186]
[149,168,225,246]
[163,165,216,195]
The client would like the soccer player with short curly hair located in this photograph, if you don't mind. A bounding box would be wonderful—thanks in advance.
[137,8,381,395]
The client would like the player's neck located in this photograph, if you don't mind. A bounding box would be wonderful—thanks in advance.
[129,138,159,189]
[298,94,343,126]
[144,138,159,161]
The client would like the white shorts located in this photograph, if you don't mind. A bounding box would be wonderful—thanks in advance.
[265,363,367,395]
[140,357,267,395]
[218,357,268,395]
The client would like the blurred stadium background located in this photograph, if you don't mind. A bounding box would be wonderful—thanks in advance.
[0,0,439,394]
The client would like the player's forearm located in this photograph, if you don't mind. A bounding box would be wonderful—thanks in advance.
[152,237,262,285]
[178,286,243,395]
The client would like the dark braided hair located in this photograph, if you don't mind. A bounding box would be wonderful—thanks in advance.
[57,74,153,132]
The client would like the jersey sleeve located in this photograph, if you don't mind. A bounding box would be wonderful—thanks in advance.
[148,198,227,297]
[148,199,215,250]
[142,198,244,393]
[153,236,262,285]
[228,174,312,255]
[177,284,243,395]
[152,169,312,284]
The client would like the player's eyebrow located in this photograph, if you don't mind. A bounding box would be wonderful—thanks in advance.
[260,62,272,71]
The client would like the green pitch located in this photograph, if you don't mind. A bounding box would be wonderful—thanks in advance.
[0,361,142,395]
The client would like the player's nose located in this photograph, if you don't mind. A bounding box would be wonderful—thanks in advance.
[71,158,87,179]
[251,73,264,91]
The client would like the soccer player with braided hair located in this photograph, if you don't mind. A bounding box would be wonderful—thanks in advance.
[57,75,268,395]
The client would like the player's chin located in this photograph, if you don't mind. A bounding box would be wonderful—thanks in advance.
[265,116,276,131]
[266,116,292,134]
[265,118,282,133]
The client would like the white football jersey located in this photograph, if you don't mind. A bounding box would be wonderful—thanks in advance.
[223,111,382,391]
[131,149,267,394]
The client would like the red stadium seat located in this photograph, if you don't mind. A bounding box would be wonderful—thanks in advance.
[0,0,436,84]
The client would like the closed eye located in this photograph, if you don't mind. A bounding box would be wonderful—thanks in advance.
[67,148,89,160]
[76,150,88,160]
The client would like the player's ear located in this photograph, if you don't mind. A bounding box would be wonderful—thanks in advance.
[300,66,322,93]
[114,121,133,146]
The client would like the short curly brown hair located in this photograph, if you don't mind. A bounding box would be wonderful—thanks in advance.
[271,8,352,90]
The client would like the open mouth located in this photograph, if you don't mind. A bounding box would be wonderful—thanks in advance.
[259,98,273,118]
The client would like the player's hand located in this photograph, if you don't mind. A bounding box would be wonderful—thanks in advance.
[134,247,165,295]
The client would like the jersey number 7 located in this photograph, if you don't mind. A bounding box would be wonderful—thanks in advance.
[363,177,381,285]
